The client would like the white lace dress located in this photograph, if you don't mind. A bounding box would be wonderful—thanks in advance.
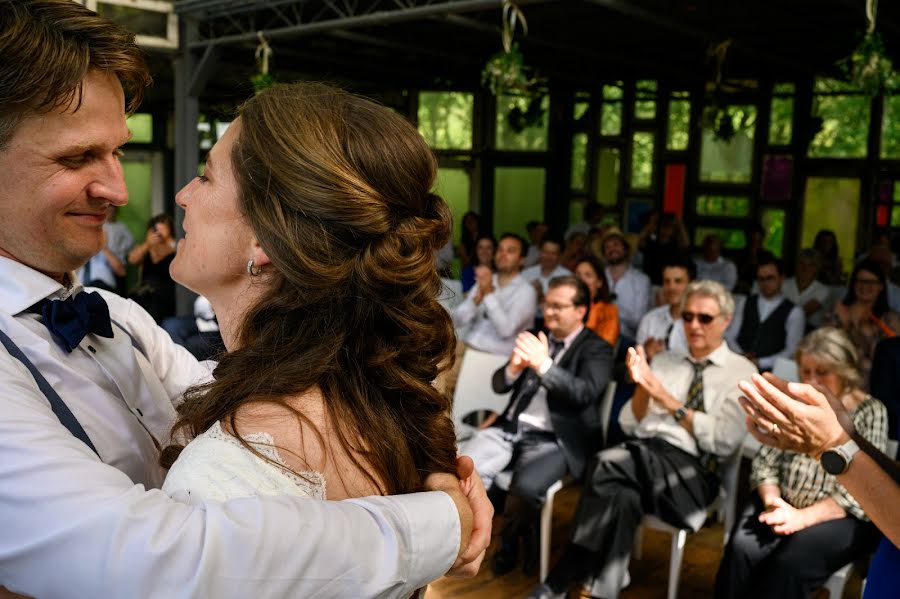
[162,421,326,504]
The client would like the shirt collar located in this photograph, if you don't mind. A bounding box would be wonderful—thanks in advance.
[0,257,84,316]
[550,323,584,349]
[686,340,730,367]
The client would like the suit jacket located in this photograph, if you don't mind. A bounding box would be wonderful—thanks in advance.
[492,327,613,478]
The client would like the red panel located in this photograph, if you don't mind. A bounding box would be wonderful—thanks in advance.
[877,204,890,227]
[663,163,686,217]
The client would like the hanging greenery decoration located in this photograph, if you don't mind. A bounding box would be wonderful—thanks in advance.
[701,39,753,142]
[838,0,898,95]
[251,32,276,93]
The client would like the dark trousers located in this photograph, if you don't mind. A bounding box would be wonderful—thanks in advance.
[502,429,569,541]
[547,438,719,592]
[714,495,880,599]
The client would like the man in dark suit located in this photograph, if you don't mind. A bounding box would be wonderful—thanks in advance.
[459,275,614,576]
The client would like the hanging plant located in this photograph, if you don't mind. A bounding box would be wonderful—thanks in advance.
[837,0,898,95]
[506,94,545,132]
[481,1,540,96]
[251,32,276,94]
[700,38,753,142]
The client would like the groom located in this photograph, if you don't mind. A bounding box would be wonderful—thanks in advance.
[0,2,489,597]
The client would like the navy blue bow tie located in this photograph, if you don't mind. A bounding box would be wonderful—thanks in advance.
[31,292,114,352]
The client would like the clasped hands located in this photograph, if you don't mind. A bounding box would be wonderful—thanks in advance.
[625,345,678,412]
[508,330,551,377]
[758,496,811,536]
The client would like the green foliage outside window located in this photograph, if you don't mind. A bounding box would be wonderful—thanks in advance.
[595,147,620,206]
[603,84,623,101]
[696,195,751,217]
[699,105,756,183]
[694,227,746,249]
[890,206,900,227]
[600,84,623,136]
[667,99,690,151]
[630,131,655,189]
[494,167,545,238]
[881,94,900,158]
[762,208,786,257]
[808,79,870,158]
[126,113,153,144]
[417,91,474,150]
[635,80,657,120]
[433,168,471,246]
[768,96,793,146]
[495,94,550,151]
[571,133,588,190]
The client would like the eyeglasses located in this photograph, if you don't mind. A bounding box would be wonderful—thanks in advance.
[543,302,575,312]
[681,311,719,325]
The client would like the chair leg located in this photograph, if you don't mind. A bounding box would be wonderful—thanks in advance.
[539,480,564,582]
[666,529,687,599]
[633,525,644,560]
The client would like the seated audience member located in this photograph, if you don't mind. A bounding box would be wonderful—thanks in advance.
[638,211,690,286]
[523,221,547,267]
[522,235,571,327]
[460,277,613,576]
[636,256,695,361]
[814,229,844,286]
[440,234,536,395]
[560,230,589,273]
[574,256,619,348]
[827,259,900,383]
[783,248,831,331]
[127,213,178,323]
[460,233,495,293]
[695,234,737,291]
[735,222,766,295]
[161,296,224,361]
[529,281,757,598]
[601,227,651,343]
[729,253,805,371]
[715,327,886,599]
[458,210,483,268]
[77,204,133,293]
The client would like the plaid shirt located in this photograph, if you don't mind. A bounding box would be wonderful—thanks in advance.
[750,394,889,521]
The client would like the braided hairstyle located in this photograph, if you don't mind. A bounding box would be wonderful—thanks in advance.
[161,82,458,494]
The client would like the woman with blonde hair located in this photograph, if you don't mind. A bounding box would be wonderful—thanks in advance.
[160,83,469,515]
[715,327,887,598]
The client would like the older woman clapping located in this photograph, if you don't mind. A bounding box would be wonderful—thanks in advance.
[715,327,888,599]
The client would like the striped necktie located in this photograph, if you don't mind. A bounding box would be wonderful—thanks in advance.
[685,359,712,412]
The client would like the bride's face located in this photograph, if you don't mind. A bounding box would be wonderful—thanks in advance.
[170,118,257,299]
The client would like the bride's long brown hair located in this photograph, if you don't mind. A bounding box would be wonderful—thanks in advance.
[160,82,458,494]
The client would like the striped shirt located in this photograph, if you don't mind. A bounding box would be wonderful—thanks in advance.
[749,394,888,521]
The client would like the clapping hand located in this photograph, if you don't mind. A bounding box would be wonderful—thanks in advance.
[512,331,550,373]
[626,345,664,397]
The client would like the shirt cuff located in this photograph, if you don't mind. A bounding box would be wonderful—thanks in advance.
[537,358,553,377]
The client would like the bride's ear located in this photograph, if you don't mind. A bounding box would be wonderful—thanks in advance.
[250,240,271,268]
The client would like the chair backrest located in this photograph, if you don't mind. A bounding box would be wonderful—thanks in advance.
[771,357,799,382]
[452,348,513,441]
[437,278,464,313]
[718,447,744,546]
[599,380,618,443]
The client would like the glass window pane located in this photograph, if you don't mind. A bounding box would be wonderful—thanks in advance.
[774,83,796,94]
[126,113,153,144]
[768,96,793,145]
[433,168,471,246]
[696,195,751,217]
[891,206,900,227]
[417,91,474,150]
[574,100,591,121]
[761,154,793,202]
[694,227,747,250]
[762,208,785,257]
[600,101,622,136]
[667,99,691,151]
[97,2,168,38]
[595,147,620,206]
[699,105,756,183]
[635,80,657,121]
[495,94,549,151]
[808,80,870,158]
[630,132,655,189]
[603,83,624,101]
[493,167,545,238]
[571,133,588,190]
[801,177,861,274]
[881,94,900,158]
[894,181,900,202]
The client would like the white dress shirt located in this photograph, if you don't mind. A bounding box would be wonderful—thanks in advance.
[517,324,584,431]
[606,266,652,339]
[521,264,573,294]
[76,220,133,288]
[452,273,537,355]
[694,256,738,291]
[635,304,688,354]
[618,343,757,459]
[0,257,458,598]
[782,277,830,328]
[726,293,805,371]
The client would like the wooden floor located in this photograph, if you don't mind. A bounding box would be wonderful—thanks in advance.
[427,485,863,599]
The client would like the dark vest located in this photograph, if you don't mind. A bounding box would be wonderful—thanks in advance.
[736,295,794,357]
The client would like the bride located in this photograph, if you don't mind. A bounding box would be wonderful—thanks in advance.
[160,82,462,507]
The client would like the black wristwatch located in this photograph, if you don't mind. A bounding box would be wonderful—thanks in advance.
[673,407,687,422]
[820,438,861,475]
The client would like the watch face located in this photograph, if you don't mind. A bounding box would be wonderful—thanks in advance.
[821,450,847,475]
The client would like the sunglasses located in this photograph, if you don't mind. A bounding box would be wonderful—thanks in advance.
[681,311,718,325]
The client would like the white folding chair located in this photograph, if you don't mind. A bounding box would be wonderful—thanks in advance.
[451,348,512,442]
[631,448,744,599]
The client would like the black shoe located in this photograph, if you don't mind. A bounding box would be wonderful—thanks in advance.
[490,541,519,576]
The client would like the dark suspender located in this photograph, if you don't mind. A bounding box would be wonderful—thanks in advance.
[0,328,100,456]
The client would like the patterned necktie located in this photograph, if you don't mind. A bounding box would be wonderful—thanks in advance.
[30,292,114,353]
[685,359,712,412]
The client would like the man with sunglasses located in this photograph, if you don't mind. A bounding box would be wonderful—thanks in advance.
[728,253,804,372]
[529,280,757,599]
